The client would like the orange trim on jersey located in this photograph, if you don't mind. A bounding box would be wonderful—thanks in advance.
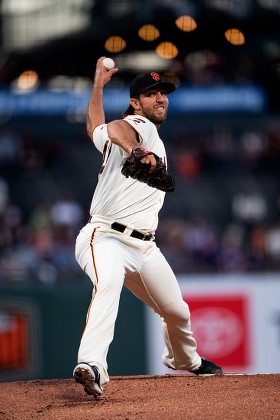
[82,227,99,336]
[122,119,143,145]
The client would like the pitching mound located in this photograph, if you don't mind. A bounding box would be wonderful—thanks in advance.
[0,374,279,419]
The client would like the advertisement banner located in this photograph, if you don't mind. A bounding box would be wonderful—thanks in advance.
[0,298,41,381]
[145,274,280,375]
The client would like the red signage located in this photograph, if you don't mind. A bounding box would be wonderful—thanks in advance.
[0,311,29,371]
[183,294,250,371]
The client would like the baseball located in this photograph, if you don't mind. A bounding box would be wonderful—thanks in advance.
[103,57,115,70]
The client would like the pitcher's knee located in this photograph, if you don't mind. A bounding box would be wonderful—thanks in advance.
[162,300,191,324]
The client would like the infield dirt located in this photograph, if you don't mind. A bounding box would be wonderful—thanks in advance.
[0,373,279,419]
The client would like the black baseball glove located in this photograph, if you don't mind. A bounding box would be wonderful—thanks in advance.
[121,148,175,192]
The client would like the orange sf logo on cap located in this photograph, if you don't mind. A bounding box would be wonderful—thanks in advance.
[151,72,160,81]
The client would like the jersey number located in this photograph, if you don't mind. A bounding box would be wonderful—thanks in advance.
[99,140,112,175]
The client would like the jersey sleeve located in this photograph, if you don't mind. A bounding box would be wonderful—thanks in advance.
[92,124,109,153]
[124,116,156,148]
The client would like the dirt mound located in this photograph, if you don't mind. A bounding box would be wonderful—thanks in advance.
[0,374,279,419]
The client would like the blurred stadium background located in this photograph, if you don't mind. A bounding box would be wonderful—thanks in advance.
[0,0,280,381]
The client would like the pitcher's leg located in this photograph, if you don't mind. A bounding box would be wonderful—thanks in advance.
[139,245,201,371]
[75,231,127,385]
[77,260,123,380]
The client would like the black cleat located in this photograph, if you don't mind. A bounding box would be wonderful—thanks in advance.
[73,363,103,397]
[191,357,223,376]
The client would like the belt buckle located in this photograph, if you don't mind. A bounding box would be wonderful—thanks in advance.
[139,231,145,240]
[142,232,149,240]
[142,232,153,241]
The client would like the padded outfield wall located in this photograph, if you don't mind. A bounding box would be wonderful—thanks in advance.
[1,274,280,381]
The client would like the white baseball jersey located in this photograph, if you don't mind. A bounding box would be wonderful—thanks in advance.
[89,115,166,233]
[75,114,201,390]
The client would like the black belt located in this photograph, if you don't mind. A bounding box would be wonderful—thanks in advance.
[111,222,154,241]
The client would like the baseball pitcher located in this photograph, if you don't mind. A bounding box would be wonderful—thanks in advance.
[73,57,223,398]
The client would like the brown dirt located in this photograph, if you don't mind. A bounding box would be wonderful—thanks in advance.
[0,374,279,419]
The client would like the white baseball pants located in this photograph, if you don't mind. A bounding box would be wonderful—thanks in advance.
[75,220,201,386]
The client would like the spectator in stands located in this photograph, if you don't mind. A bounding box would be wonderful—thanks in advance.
[231,186,268,233]
[29,200,52,230]
[240,126,267,170]
[182,216,219,272]
[247,225,267,271]
[217,224,246,272]
[156,217,190,273]
[265,220,280,269]
[50,194,84,238]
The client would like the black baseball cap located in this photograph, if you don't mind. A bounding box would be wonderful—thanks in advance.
[129,72,176,98]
